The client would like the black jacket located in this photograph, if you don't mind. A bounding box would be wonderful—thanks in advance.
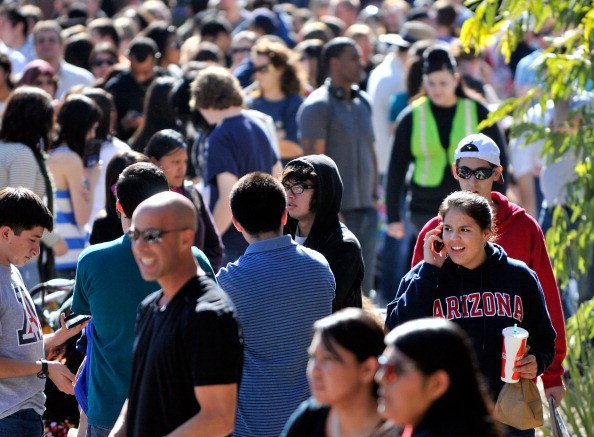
[284,155,363,312]
[386,243,556,399]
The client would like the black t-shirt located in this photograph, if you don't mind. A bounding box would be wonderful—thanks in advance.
[126,275,243,437]
[282,397,400,437]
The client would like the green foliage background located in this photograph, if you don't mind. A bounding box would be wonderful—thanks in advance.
[460,0,594,287]
[460,2,594,433]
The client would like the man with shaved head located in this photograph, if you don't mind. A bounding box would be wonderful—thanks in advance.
[111,191,243,437]
[71,163,216,436]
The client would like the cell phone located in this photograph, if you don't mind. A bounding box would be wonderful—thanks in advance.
[433,232,444,252]
[83,139,102,168]
[64,313,92,329]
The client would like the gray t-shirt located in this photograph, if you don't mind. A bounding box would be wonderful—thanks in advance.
[298,85,376,211]
[0,264,45,419]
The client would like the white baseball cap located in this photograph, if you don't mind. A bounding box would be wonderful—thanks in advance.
[454,134,503,183]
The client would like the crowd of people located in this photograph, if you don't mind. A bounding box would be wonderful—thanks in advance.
[0,0,585,435]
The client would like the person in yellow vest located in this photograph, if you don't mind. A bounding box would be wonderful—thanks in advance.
[385,44,506,245]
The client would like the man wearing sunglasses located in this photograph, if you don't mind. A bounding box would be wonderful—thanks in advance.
[71,163,216,436]
[112,191,242,437]
[408,133,567,408]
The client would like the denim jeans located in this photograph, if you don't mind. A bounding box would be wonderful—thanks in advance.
[0,408,43,437]
[379,192,413,306]
[86,423,113,437]
[342,207,379,295]
[379,233,412,305]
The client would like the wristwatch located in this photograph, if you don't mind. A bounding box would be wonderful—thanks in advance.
[37,359,49,379]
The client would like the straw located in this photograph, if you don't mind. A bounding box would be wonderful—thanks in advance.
[513,323,517,334]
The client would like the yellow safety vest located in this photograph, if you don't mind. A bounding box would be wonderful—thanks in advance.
[410,97,478,187]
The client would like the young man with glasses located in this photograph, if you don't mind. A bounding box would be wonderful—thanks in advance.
[282,154,364,312]
[408,133,567,408]
[71,163,215,436]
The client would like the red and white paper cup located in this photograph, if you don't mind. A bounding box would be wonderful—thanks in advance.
[501,326,529,383]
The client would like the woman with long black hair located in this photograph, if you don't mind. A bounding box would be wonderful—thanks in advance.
[47,95,102,278]
[283,308,399,436]
[378,318,502,436]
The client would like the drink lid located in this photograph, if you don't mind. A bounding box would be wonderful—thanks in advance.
[502,326,529,337]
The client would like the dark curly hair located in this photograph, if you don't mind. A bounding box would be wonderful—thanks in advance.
[251,39,306,97]
[191,66,244,110]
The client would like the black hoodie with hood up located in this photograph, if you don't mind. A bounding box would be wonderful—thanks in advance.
[386,242,556,399]
[284,155,363,312]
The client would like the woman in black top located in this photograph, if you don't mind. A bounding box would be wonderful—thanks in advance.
[378,318,502,437]
[282,308,400,437]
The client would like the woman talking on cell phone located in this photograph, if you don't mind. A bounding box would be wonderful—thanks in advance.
[385,191,555,437]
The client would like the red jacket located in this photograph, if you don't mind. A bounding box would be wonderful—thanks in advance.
[411,191,566,390]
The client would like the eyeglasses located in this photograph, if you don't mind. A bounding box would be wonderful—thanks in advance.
[253,63,272,74]
[456,165,496,181]
[283,183,315,195]
[92,58,116,67]
[126,227,189,244]
[231,47,251,54]
[375,355,418,383]
[36,37,59,45]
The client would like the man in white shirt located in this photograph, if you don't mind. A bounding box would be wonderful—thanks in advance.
[32,20,94,99]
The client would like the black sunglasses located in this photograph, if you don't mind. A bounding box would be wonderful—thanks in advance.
[126,227,189,244]
[456,165,496,181]
[92,58,116,67]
